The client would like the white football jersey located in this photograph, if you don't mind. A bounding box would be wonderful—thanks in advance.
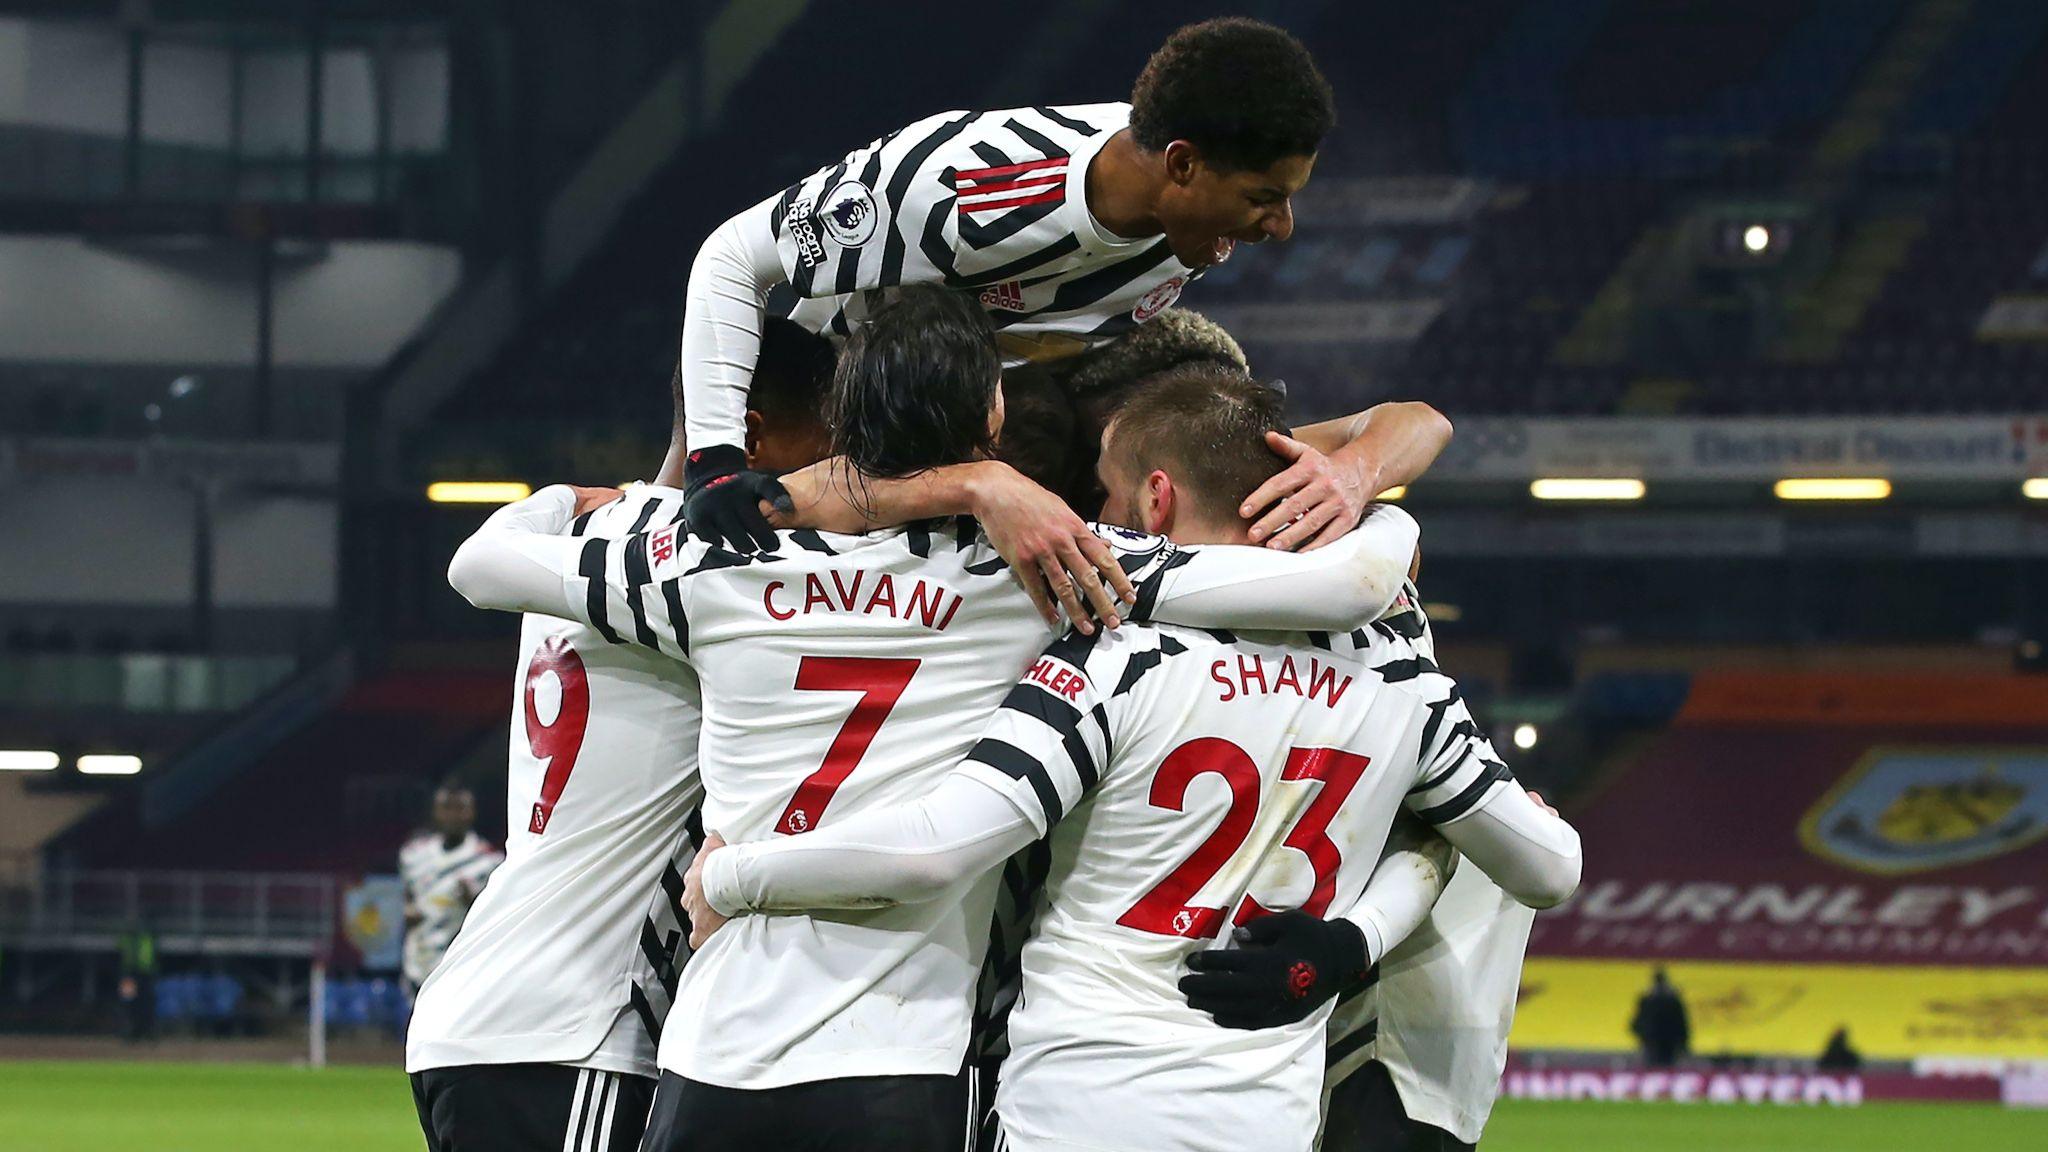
[1325,866,1534,1146]
[958,608,1513,1152]
[399,830,502,987]
[1323,601,1532,1146]
[530,512,1413,1090]
[407,486,703,1079]
[691,102,1208,453]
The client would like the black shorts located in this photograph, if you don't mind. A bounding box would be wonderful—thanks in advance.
[1320,1060,1475,1152]
[640,1067,973,1152]
[411,1063,655,1152]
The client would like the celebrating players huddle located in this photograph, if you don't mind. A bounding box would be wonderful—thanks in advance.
[405,17,1583,1152]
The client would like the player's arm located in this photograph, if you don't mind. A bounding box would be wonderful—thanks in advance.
[776,457,1136,631]
[446,485,597,617]
[691,773,1037,936]
[1179,817,1457,1030]
[1405,694,1581,909]
[1128,504,1421,630]
[446,485,694,661]
[1241,401,1452,552]
[1339,817,1459,963]
[686,630,1116,942]
[679,115,969,548]
[676,195,799,551]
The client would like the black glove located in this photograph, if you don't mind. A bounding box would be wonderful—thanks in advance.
[1178,909,1371,1030]
[682,444,789,553]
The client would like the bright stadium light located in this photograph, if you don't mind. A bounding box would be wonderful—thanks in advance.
[1513,724,1539,750]
[0,750,60,772]
[1530,478,1645,501]
[1742,224,1771,253]
[2024,478,2048,500]
[1774,478,1891,501]
[77,754,142,776]
[427,482,533,505]
[1377,485,1408,501]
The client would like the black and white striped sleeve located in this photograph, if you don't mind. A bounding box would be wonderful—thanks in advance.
[448,487,701,664]
[1090,507,1419,631]
[767,110,978,299]
[956,628,1124,836]
[561,517,714,663]
[1393,659,1515,827]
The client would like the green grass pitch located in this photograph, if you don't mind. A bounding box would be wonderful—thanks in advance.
[2,1062,2044,1151]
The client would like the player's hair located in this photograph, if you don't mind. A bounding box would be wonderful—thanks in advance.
[1103,363,1291,526]
[1129,18,1335,172]
[670,318,833,437]
[1045,309,1251,513]
[750,318,837,426]
[1062,308,1249,397]
[828,285,1001,483]
[992,364,1080,497]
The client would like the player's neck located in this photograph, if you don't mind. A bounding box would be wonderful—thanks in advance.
[1164,516,1248,547]
[1085,130,1166,241]
[654,433,686,488]
[441,832,466,851]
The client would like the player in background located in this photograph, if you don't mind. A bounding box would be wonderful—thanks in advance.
[448,286,1424,1152]
[399,782,502,994]
[405,321,836,1152]
[679,366,1582,1152]
[675,17,1433,579]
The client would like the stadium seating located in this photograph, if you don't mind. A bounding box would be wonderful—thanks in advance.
[53,668,511,874]
[400,0,2048,445]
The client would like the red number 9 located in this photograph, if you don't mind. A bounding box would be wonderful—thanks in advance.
[524,636,590,835]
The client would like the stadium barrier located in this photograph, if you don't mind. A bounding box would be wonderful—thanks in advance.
[1498,1058,2048,1107]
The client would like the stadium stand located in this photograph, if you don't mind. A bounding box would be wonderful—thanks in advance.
[4,13,2046,1139]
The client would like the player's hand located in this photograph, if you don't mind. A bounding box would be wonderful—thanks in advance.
[682,444,790,553]
[1178,910,1372,1029]
[1528,790,1556,816]
[682,833,730,949]
[968,461,1135,633]
[1241,432,1373,552]
[567,485,624,518]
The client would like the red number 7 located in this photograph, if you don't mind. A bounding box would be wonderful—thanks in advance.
[775,656,921,835]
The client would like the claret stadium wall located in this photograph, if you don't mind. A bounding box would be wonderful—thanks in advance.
[1518,671,2048,1062]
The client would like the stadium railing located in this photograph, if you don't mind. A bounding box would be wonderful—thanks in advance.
[0,867,335,957]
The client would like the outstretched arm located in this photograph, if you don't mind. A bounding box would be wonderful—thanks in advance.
[691,771,1036,944]
[1242,401,1452,551]
[1430,785,1581,910]
[1138,504,1420,631]
[775,458,1135,631]
[447,485,600,618]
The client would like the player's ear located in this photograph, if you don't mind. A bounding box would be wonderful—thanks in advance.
[1163,140,1201,186]
[1143,469,1174,536]
[743,410,767,469]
